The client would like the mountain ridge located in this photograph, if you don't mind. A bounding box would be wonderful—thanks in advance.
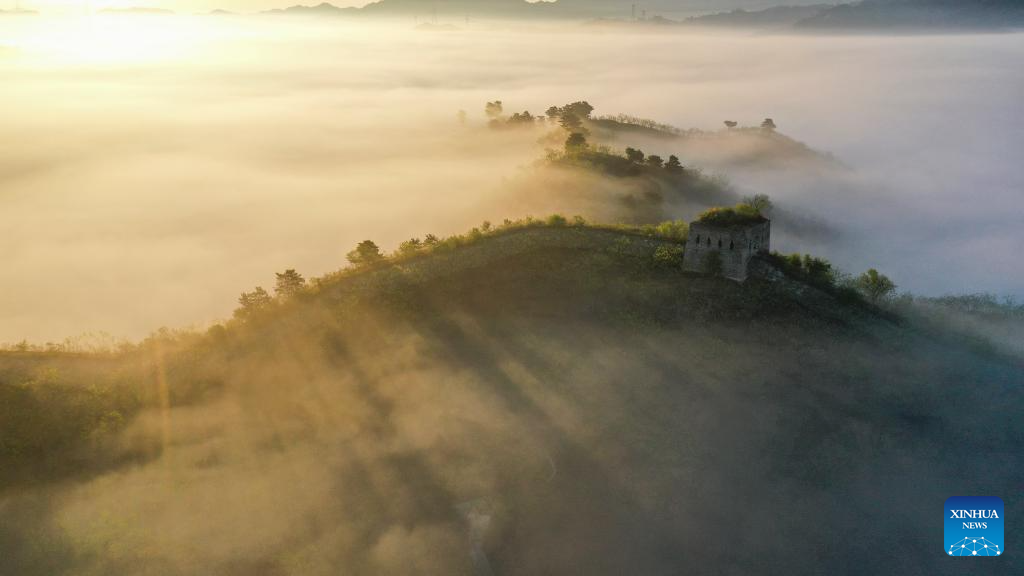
[2,221,1021,574]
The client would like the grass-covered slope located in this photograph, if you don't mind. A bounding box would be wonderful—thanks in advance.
[1,226,1021,575]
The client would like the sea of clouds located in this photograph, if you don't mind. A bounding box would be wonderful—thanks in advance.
[1,16,1022,342]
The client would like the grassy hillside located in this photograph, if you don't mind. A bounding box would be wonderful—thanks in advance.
[1,225,1021,575]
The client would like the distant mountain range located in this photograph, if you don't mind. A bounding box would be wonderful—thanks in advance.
[795,0,1024,30]
[262,2,357,16]
[596,0,1024,30]
[70,0,1019,30]
[259,0,830,20]
[682,4,832,27]
[564,0,831,17]
[264,0,542,18]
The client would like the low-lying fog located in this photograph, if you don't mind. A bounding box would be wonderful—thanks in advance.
[1,16,1022,342]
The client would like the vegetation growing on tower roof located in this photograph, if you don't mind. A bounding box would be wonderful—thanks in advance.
[697,203,768,227]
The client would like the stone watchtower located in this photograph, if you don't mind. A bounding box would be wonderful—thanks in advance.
[682,209,770,281]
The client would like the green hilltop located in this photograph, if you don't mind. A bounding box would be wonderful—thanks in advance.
[0,219,1021,575]
[0,218,873,488]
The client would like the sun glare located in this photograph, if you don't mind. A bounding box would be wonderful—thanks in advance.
[5,15,217,66]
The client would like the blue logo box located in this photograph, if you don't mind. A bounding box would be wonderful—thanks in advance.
[945,496,1003,557]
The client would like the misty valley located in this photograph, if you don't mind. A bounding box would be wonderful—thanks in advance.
[1,3,1022,575]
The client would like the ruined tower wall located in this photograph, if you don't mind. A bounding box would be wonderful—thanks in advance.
[682,221,771,281]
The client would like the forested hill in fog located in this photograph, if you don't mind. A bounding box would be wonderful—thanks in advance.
[2,222,1021,575]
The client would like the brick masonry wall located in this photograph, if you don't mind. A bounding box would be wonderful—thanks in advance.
[682,221,770,281]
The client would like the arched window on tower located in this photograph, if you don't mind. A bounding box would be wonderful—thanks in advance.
[729,240,734,250]
[695,235,700,245]
[718,239,722,248]
[707,237,711,247]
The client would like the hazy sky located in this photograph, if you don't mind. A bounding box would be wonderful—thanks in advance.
[1,16,1022,343]
[12,0,828,17]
